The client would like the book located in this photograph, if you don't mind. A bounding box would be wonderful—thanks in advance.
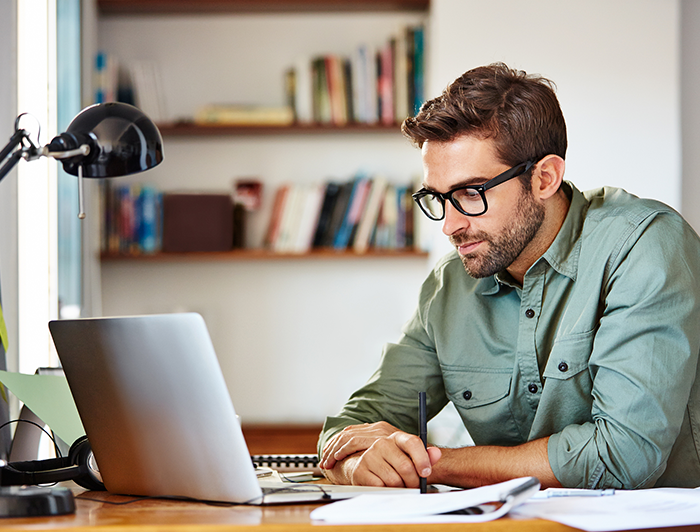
[195,104,294,126]
[129,60,167,123]
[312,183,342,248]
[161,193,234,253]
[250,454,321,476]
[311,57,332,123]
[412,25,425,114]
[101,183,164,255]
[293,183,326,253]
[393,31,409,121]
[139,185,160,254]
[273,185,303,252]
[374,184,399,249]
[321,181,354,248]
[327,55,349,126]
[333,177,370,250]
[264,185,290,248]
[353,177,388,254]
[378,42,395,125]
[292,57,313,124]
[353,43,378,124]
[94,51,118,104]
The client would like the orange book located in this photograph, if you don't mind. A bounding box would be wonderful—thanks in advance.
[264,185,290,248]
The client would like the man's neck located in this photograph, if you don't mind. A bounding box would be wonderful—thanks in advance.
[506,188,571,285]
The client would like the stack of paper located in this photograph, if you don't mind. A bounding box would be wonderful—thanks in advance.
[513,486,700,531]
[310,477,540,524]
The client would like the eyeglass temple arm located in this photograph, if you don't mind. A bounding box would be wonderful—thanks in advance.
[483,160,535,191]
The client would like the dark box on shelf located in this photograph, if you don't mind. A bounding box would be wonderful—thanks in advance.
[162,193,234,252]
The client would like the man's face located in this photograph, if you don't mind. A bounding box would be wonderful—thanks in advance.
[421,136,545,278]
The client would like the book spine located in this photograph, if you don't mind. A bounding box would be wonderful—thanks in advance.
[412,25,425,115]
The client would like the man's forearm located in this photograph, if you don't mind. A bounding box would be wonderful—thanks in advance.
[429,437,561,488]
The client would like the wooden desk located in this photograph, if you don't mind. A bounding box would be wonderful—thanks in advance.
[0,490,695,532]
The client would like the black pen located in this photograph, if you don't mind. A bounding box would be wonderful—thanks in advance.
[418,391,427,494]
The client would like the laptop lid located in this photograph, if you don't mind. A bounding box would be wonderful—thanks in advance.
[49,313,411,505]
[49,313,265,503]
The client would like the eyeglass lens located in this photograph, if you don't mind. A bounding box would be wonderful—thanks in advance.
[418,188,485,219]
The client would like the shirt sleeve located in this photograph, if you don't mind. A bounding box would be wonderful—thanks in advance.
[318,264,450,456]
[548,212,700,489]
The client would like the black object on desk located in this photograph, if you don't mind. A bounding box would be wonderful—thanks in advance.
[419,391,427,494]
[0,487,74,517]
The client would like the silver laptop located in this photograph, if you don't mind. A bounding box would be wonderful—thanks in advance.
[49,313,413,505]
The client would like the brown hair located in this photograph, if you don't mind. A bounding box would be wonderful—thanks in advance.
[402,63,567,167]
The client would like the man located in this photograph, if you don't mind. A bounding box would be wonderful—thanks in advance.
[318,63,700,490]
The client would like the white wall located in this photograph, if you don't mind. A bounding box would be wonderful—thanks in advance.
[0,0,18,374]
[430,0,679,207]
[681,0,700,232]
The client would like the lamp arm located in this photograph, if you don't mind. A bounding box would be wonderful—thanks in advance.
[0,129,32,185]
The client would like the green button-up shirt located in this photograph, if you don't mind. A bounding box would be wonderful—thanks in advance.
[320,182,700,489]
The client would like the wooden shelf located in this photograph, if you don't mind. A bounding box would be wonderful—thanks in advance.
[101,248,429,262]
[98,0,429,15]
[156,121,406,137]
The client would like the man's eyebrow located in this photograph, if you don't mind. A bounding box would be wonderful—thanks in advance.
[421,176,487,192]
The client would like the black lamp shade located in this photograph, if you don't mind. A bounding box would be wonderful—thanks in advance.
[56,102,164,178]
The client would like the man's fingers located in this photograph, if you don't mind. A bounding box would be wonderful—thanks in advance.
[392,432,434,478]
[321,425,438,489]
[427,445,442,467]
[350,442,418,487]
[321,434,373,469]
[321,422,400,470]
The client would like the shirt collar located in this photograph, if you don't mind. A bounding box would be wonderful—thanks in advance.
[539,181,586,282]
[481,181,587,295]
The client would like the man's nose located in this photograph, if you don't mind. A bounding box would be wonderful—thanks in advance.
[442,201,470,236]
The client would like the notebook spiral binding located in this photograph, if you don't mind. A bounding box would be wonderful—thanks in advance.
[251,454,321,476]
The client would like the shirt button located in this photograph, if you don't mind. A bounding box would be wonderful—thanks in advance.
[463,390,472,400]
[558,362,569,372]
[525,308,535,319]
[528,383,538,394]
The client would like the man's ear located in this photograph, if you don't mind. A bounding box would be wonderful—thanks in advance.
[532,155,565,200]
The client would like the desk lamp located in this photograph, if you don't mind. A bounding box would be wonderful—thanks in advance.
[0,102,163,517]
[0,101,163,218]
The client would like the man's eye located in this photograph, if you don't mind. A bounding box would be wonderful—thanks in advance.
[456,188,481,200]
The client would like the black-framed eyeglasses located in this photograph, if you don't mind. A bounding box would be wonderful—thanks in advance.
[412,160,535,220]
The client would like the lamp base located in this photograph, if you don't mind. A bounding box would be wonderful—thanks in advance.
[0,487,75,517]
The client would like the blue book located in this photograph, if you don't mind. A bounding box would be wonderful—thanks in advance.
[333,177,370,250]
[413,26,424,114]
[139,185,159,254]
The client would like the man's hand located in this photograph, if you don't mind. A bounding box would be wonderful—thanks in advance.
[321,426,561,489]
[320,422,442,488]
[320,421,400,470]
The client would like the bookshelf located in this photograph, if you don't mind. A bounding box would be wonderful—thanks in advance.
[97,0,429,15]
[95,0,433,426]
[156,121,405,137]
[101,248,428,262]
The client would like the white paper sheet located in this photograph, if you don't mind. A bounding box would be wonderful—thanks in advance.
[512,487,700,531]
[310,477,539,524]
[0,370,84,444]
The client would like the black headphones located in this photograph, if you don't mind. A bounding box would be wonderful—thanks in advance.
[0,436,105,491]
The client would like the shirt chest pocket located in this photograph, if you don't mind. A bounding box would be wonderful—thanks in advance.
[442,367,512,408]
[542,332,595,382]
[441,366,523,445]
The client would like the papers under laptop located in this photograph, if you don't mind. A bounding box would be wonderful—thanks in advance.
[49,313,413,505]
